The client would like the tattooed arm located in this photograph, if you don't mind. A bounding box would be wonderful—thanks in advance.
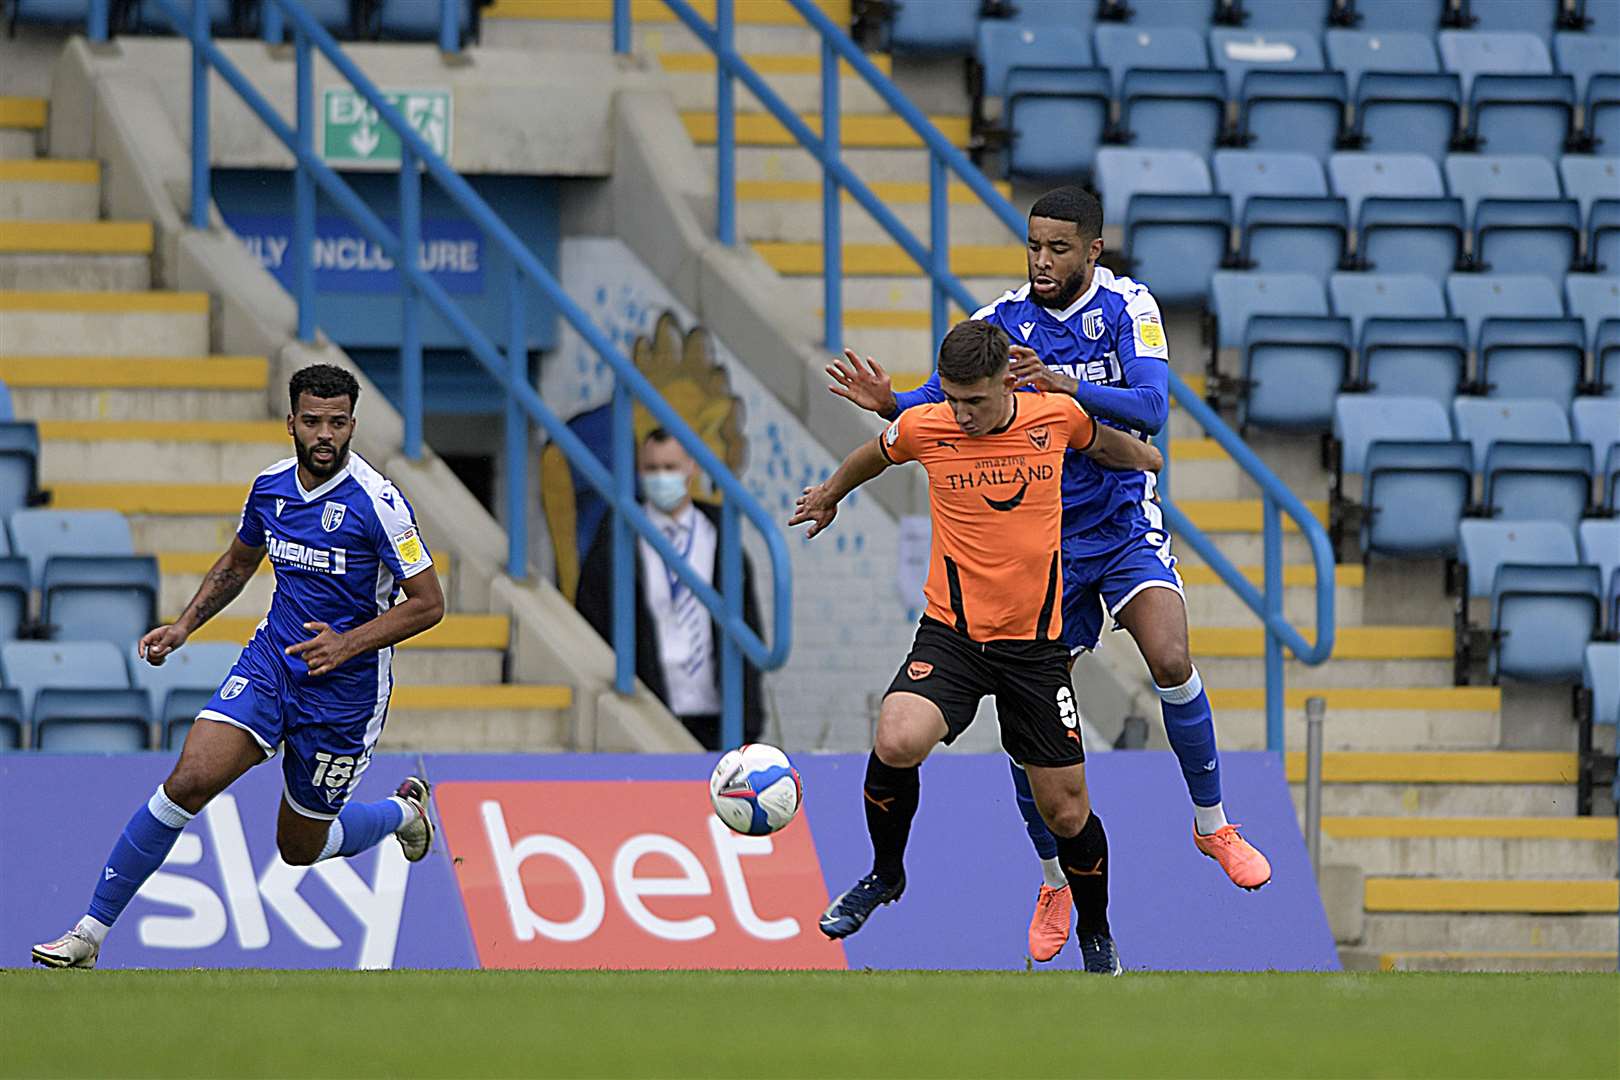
[138,537,266,666]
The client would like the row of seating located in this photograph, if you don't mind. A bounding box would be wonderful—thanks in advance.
[887,0,1619,52]
[975,26,1618,174]
[1099,152,1618,299]
[4,0,476,45]
[1577,640,1618,805]
[1210,272,1619,419]
[0,509,158,647]
[0,639,236,751]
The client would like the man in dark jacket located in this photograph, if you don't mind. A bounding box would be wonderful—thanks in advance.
[575,428,765,748]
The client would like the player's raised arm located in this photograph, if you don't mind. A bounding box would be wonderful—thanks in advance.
[827,348,944,420]
[139,536,265,667]
[1085,424,1164,473]
[788,435,893,539]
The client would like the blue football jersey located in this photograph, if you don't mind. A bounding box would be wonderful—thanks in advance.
[234,453,433,696]
[896,267,1171,558]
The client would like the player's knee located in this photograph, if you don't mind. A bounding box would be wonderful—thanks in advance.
[1149,648,1194,691]
[1042,803,1090,839]
[160,768,215,816]
[276,831,323,866]
[873,727,928,769]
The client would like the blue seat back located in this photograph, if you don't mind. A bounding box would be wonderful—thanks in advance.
[1211,271,1328,349]
[1094,25,1209,92]
[1005,0,1103,29]
[1596,320,1620,397]
[1592,198,1620,274]
[1214,150,1328,214]
[1128,0,1223,29]
[1469,73,1576,158]
[0,687,23,751]
[978,23,1096,100]
[1329,152,1445,219]
[0,380,12,421]
[32,688,151,752]
[1240,315,1353,429]
[1466,0,1565,41]
[1483,441,1594,528]
[1491,564,1602,682]
[1453,396,1574,470]
[1589,73,1620,150]
[1353,72,1462,160]
[1359,317,1469,402]
[1330,271,1447,334]
[1240,70,1347,162]
[1584,0,1620,36]
[1118,68,1228,153]
[1006,71,1113,179]
[1473,198,1581,280]
[1363,441,1474,557]
[1565,273,1620,345]
[1477,316,1587,405]
[41,555,160,647]
[1553,32,1620,102]
[1445,273,1564,343]
[0,640,130,714]
[1444,153,1561,220]
[374,0,472,42]
[0,421,39,522]
[1125,194,1233,304]
[0,556,30,644]
[1585,642,1620,727]
[1094,148,1212,220]
[1358,196,1466,281]
[1236,0,1335,29]
[136,0,234,34]
[1210,28,1326,98]
[1459,518,1580,597]
[1573,396,1620,465]
[1438,30,1554,95]
[1334,395,1454,473]
[1579,520,1620,599]
[9,509,135,590]
[1352,0,1451,32]
[1243,196,1349,277]
[1327,30,1441,94]
[889,0,979,53]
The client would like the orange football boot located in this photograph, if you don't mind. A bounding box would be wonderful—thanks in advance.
[1027,884,1073,961]
[1194,825,1272,890]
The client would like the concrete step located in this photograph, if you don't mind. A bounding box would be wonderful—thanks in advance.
[1375,950,1620,972]
[157,549,453,619]
[1204,695,1503,752]
[1182,563,1363,625]
[659,59,894,114]
[1283,750,1577,785]
[0,220,153,290]
[130,514,247,554]
[383,702,570,751]
[0,161,101,220]
[1290,783,1580,818]
[1,356,270,420]
[1366,876,1618,915]
[0,98,45,159]
[1194,624,1456,688]
[1179,529,1318,566]
[37,419,290,485]
[755,239,1024,278]
[740,189,1016,246]
[1322,818,1619,878]
[781,273,1015,315]
[684,109,970,150]
[707,146,958,186]
[1361,911,1619,952]
[0,291,210,355]
[188,611,509,650]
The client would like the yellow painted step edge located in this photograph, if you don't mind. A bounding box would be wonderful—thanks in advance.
[0,356,268,389]
[0,220,153,255]
[0,291,208,314]
[189,614,510,651]
[1284,751,1577,785]
[487,0,848,26]
[1379,950,1619,971]
[685,112,971,148]
[1364,878,1618,914]
[1176,499,1330,532]
[658,52,890,77]
[736,179,1011,204]
[158,550,452,582]
[0,160,100,184]
[1180,563,1364,588]
[392,684,571,710]
[0,98,47,130]
[52,483,244,514]
[1323,817,1617,840]
[1216,686,1501,712]
[1191,625,1453,659]
[36,419,288,443]
[756,241,1024,277]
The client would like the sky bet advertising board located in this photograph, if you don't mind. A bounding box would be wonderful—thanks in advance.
[0,753,1337,971]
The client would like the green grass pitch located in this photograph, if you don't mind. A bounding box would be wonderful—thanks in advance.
[2,971,1616,1078]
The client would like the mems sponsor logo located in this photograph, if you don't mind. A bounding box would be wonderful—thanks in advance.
[265,531,347,575]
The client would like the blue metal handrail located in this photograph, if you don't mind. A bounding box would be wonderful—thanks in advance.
[144,0,792,748]
[616,0,1334,752]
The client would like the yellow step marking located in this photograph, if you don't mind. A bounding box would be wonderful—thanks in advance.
[1168,438,1225,461]
[190,613,510,650]
[157,550,453,582]
[1218,685,1499,713]
[1364,878,1618,914]
[684,111,971,148]
[0,160,99,183]
[756,241,1023,277]
[1174,498,1329,532]
[52,483,241,514]
[0,97,46,129]
[891,370,931,392]
[0,220,153,254]
[0,290,208,313]
[1283,751,1576,785]
[1323,817,1617,840]
[487,0,849,25]
[37,419,287,443]
[392,684,572,710]
[1174,373,1207,399]
[1379,950,1619,971]
[1179,563,1365,588]
[736,178,1012,204]
[836,308,967,330]
[1191,624,1452,659]
[657,52,890,77]
[0,356,267,389]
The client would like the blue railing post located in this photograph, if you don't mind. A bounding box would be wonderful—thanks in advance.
[821,36,841,349]
[262,0,283,42]
[439,0,460,53]
[293,28,316,341]
[88,0,109,42]
[398,143,423,460]
[506,261,528,580]
[612,0,631,53]
[1263,494,1285,753]
[715,0,736,246]
[189,0,210,229]
[611,381,637,695]
[720,499,744,748]
[929,153,948,351]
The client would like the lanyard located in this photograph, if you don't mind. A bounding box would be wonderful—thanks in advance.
[662,519,697,605]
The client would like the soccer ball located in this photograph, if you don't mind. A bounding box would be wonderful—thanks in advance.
[709,743,802,836]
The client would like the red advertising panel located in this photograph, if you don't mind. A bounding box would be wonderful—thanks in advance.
[435,782,847,969]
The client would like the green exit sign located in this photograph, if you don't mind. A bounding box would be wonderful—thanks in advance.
[322,88,451,165]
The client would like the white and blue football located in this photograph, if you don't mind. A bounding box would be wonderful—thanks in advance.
[709,743,803,836]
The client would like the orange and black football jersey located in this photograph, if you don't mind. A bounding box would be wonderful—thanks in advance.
[879,392,1097,641]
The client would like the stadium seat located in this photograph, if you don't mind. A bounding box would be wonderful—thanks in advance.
[1589,198,1620,274]
[373,0,473,44]
[1330,151,1447,218]
[1209,28,1326,99]
[0,687,23,751]
[1573,396,1620,509]
[0,554,29,644]
[0,380,12,421]
[1558,157,1620,257]
[127,640,240,743]
[1093,25,1209,92]
[136,0,235,34]
[32,687,152,752]
[1469,74,1576,158]
[1437,30,1555,94]
[5,1,105,31]
[1594,321,1620,399]
[1587,73,1620,154]
[1118,68,1229,156]
[1445,272,1565,344]
[1581,0,1620,36]
[1214,150,1329,212]
[1490,562,1602,682]
[1093,147,1213,221]
[1335,394,1472,556]
[1330,153,1464,280]
[1124,0,1226,30]
[1004,68,1114,179]
[0,421,39,522]
[1328,31,1460,160]
[1579,520,1620,624]
[41,555,160,647]
[1475,316,1588,407]
[1125,194,1234,304]
[1238,70,1348,163]
[1359,315,1470,404]
[1581,647,1619,784]
[1462,0,1569,42]
[1565,274,1620,348]
[1474,197,1581,281]
[1442,153,1562,219]
[1238,314,1353,430]
[976,23,1096,103]
[0,639,131,720]
[1215,151,1349,277]
[885,0,978,54]
[1329,270,1448,333]
[1004,0,1103,30]
[1327,30,1442,94]
[1349,0,1455,32]
[1211,271,1328,350]
[8,509,135,589]
[1234,0,1336,30]
[1551,33,1620,106]
[1453,396,1573,471]
[1482,440,1593,530]
[1458,518,1580,598]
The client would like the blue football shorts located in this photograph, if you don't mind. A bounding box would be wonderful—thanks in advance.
[195,635,391,819]
[1061,524,1184,655]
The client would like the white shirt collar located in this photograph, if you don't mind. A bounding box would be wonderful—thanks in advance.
[295,459,353,501]
[646,501,699,534]
[1045,272,1101,323]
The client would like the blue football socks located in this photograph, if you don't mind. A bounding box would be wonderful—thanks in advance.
[1158,667,1224,812]
[85,786,193,930]
[318,796,408,861]
[1008,758,1059,861]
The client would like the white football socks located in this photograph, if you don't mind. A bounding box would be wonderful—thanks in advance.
[1194,802,1230,837]
[1040,857,1068,890]
[75,915,111,946]
[388,795,416,831]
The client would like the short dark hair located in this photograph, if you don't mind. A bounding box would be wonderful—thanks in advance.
[1029,186,1103,241]
[937,320,1011,384]
[643,427,674,446]
[288,364,360,413]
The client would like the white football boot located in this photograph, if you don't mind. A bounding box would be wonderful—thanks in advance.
[392,776,434,862]
[32,926,100,969]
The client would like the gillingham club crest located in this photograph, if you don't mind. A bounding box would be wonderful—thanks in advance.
[321,501,347,533]
[1082,310,1106,341]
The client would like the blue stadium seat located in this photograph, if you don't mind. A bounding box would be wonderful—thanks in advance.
[1593,320,1620,399]
[33,687,152,752]
[1238,69,1348,163]
[1582,647,1619,771]
[41,555,160,647]
[1215,151,1349,277]
[1330,270,1448,333]
[1579,520,1620,625]
[1477,316,1588,406]
[1581,0,1620,36]
[977,23,1096,102]
[1490,562,1601,681]
[1004,0,1104,30]
[1468,73,1576,158]
[1573,396,1620,508]
[1234,0,1336,30]
[1482,440,1593,530]
[1473,197,1582,281]
[1240,314,1353,430]
[136,0,235,34]
[1587,73,1620,154]
[1329,31,1460,159]
[127,640,240,744]
[1327,30,1442,94]
[1359,315,1470,404]
[1462,0,1569,42]
[1351,0,1454,30]
[1335,395,1472,556]
[0,556,29,644]
[1215,149,1329,210]
[0,380,12,421]
[5,1,101,30]
[1558,157,1620,255]
[1459,519,1580,595]
[1124,0,1226,30]
[1330,152,1464,279]
[0,687,23,751]
[1093,146,1213,220]
[1093,25,1209,92]
[1589,197,1620,273]
[1211,271,1328,349]
[885,0,979,53]
[1551,33,1619,105]
[1004,68,1114,179]
[0,421,39,522]
[373,0,472,44]
[9,509,135,589]
[1209,28,1326,99]
[1452,395,1573,470]
[0,640,141,750]
[1438,30,1556,94]
[1118,68,1229,155]
[1445,271,1565,344]
[1125,194,1234,304]
[1331,151,1448,218]
[1443,153,1562,219]
[1565,274,1620,347]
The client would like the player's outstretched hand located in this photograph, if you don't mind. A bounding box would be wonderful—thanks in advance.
[1009,345,1078,395]
[826,349,898,416]
[788,484,838,539]
[285,622,351,677]
[138,624,188,667]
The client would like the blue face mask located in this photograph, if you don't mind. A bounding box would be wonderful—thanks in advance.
[641,470,690,513]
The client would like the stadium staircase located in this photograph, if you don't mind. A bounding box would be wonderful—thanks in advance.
[0,93,574,750]
[482,0,1618,971]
